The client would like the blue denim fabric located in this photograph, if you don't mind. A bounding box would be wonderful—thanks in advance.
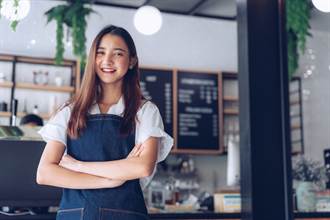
[57,114,149,220]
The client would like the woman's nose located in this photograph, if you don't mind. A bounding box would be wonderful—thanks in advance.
[103,53,114,64]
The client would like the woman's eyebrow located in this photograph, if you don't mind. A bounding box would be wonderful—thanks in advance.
[96,47,127,52]
[113,48,127,52]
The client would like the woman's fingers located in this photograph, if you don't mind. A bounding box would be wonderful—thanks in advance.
[127,143,142,158]
[134,143,144,156]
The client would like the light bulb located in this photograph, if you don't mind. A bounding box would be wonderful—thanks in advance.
[0,0,31,21]
[134,6,162,35]
[312,0,330,13]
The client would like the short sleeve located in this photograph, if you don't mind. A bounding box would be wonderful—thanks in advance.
[38,106,71,147]
[136,101,174,189]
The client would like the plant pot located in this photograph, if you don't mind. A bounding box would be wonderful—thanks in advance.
[296,181,316,212]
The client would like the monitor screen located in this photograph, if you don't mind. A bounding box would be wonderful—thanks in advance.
[0,140,62,207]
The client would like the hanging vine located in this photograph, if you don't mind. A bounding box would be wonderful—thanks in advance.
[286,0,312,79]
[0,0,21,31]
[0,0,3,17]
[45,0,94,68]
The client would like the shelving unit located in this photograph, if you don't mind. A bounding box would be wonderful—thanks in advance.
[0,81,13,88]
[0,54,80,124]
[15,82,75,93]
[221,72,304,154]
[290,77,304,154]
[222,72,239,152]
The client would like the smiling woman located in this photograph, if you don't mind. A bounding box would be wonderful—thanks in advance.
[95,34,136,90]
[36,25,173,220]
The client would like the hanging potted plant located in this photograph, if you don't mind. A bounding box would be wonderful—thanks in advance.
[292,155,327,211]
[0,0,24,31]
[45,0,95,69]
[286,0,312,79]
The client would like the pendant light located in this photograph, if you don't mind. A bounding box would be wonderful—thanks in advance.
[134,5,162,35]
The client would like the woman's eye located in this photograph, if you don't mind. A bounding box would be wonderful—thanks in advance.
[114,52,123,57]
[96,51,104,55]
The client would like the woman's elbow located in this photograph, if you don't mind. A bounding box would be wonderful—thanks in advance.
[36,164,49,185]
[140,163,155,177]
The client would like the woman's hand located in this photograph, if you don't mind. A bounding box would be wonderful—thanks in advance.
[59,143,144,187]
[60,143,143,172]
[59,154,82,172]
[127,143,143,158]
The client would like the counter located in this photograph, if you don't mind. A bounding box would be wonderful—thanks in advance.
[0,212,329,220]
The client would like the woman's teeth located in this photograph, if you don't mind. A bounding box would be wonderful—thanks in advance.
[101,68,116,73]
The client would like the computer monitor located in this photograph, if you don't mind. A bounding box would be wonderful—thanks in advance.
[0,140,62,207]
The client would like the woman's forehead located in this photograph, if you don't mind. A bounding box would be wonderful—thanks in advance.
[98,34,128,50]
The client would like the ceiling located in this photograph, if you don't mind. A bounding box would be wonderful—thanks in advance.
[92,0,237,20]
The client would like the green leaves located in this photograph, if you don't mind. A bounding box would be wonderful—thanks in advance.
[55,17,65,65]
[0,0,21,31]
[0,0,3,19]
[10,20,18,31]
[286,0,312,79]
[45,0,94,68]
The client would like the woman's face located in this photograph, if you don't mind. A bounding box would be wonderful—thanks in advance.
[95,34,132,87]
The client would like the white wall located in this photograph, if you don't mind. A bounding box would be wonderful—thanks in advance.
[0,0,237,72]
[2,1,327,193]
[298,9,330,162]
[0,0,237,193]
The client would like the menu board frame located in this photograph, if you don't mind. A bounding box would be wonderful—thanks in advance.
[172,69,223,154]
[139,66,224,155]
[139,66,175,141]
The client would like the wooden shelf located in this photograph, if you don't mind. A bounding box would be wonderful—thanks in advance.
[0,81,13,88]
[0,54,14,61]
[0,111,10,117]
[290,89,299,94]
[17,112,51,120]
[222,71,238,79]
[291,124,301,130]
[0,111,51,120]
[290,113,300,118]
[16,56,74,66]
[224,109,239,115]
[223,96,238,101]
[290,99,300,105]
[16,82,74,93]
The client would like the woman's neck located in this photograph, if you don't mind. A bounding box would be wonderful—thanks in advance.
[99,83,122,105]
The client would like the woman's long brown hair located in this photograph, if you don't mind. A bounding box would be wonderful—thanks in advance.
[66,25,142,138]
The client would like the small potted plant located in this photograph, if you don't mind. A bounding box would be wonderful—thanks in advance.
[292,155,327,212]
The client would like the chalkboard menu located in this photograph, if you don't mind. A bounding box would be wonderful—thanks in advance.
[140,68,173,136]
[176,71,221,151]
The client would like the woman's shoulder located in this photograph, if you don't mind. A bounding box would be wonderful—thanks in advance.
[138,99,159,114]
[50,103,72,122]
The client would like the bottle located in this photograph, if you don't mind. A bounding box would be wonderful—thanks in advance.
[32,105,39,114]
[10,99,18,126]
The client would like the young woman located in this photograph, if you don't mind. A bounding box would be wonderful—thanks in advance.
[37,25,173,220]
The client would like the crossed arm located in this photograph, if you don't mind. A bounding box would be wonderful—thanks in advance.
[36,137,158,189]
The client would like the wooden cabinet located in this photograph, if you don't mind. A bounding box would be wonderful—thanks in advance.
[0,54,80,125]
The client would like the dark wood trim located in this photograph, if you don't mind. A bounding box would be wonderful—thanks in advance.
[237,0,293,220]
[173,69,178,152]
[87,0,237,21]
[188,0,207,15]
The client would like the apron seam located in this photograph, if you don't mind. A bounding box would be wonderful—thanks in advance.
[57,207,84,213]
[99,207,149,219]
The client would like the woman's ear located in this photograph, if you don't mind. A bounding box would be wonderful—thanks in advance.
[129,57,137,69]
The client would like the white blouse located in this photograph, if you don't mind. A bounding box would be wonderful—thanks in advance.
[38,97,174,189]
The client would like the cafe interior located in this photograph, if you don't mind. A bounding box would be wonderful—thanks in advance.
[0,0,329,220]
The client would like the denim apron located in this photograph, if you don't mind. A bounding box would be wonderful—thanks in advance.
[56,114,149,220]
